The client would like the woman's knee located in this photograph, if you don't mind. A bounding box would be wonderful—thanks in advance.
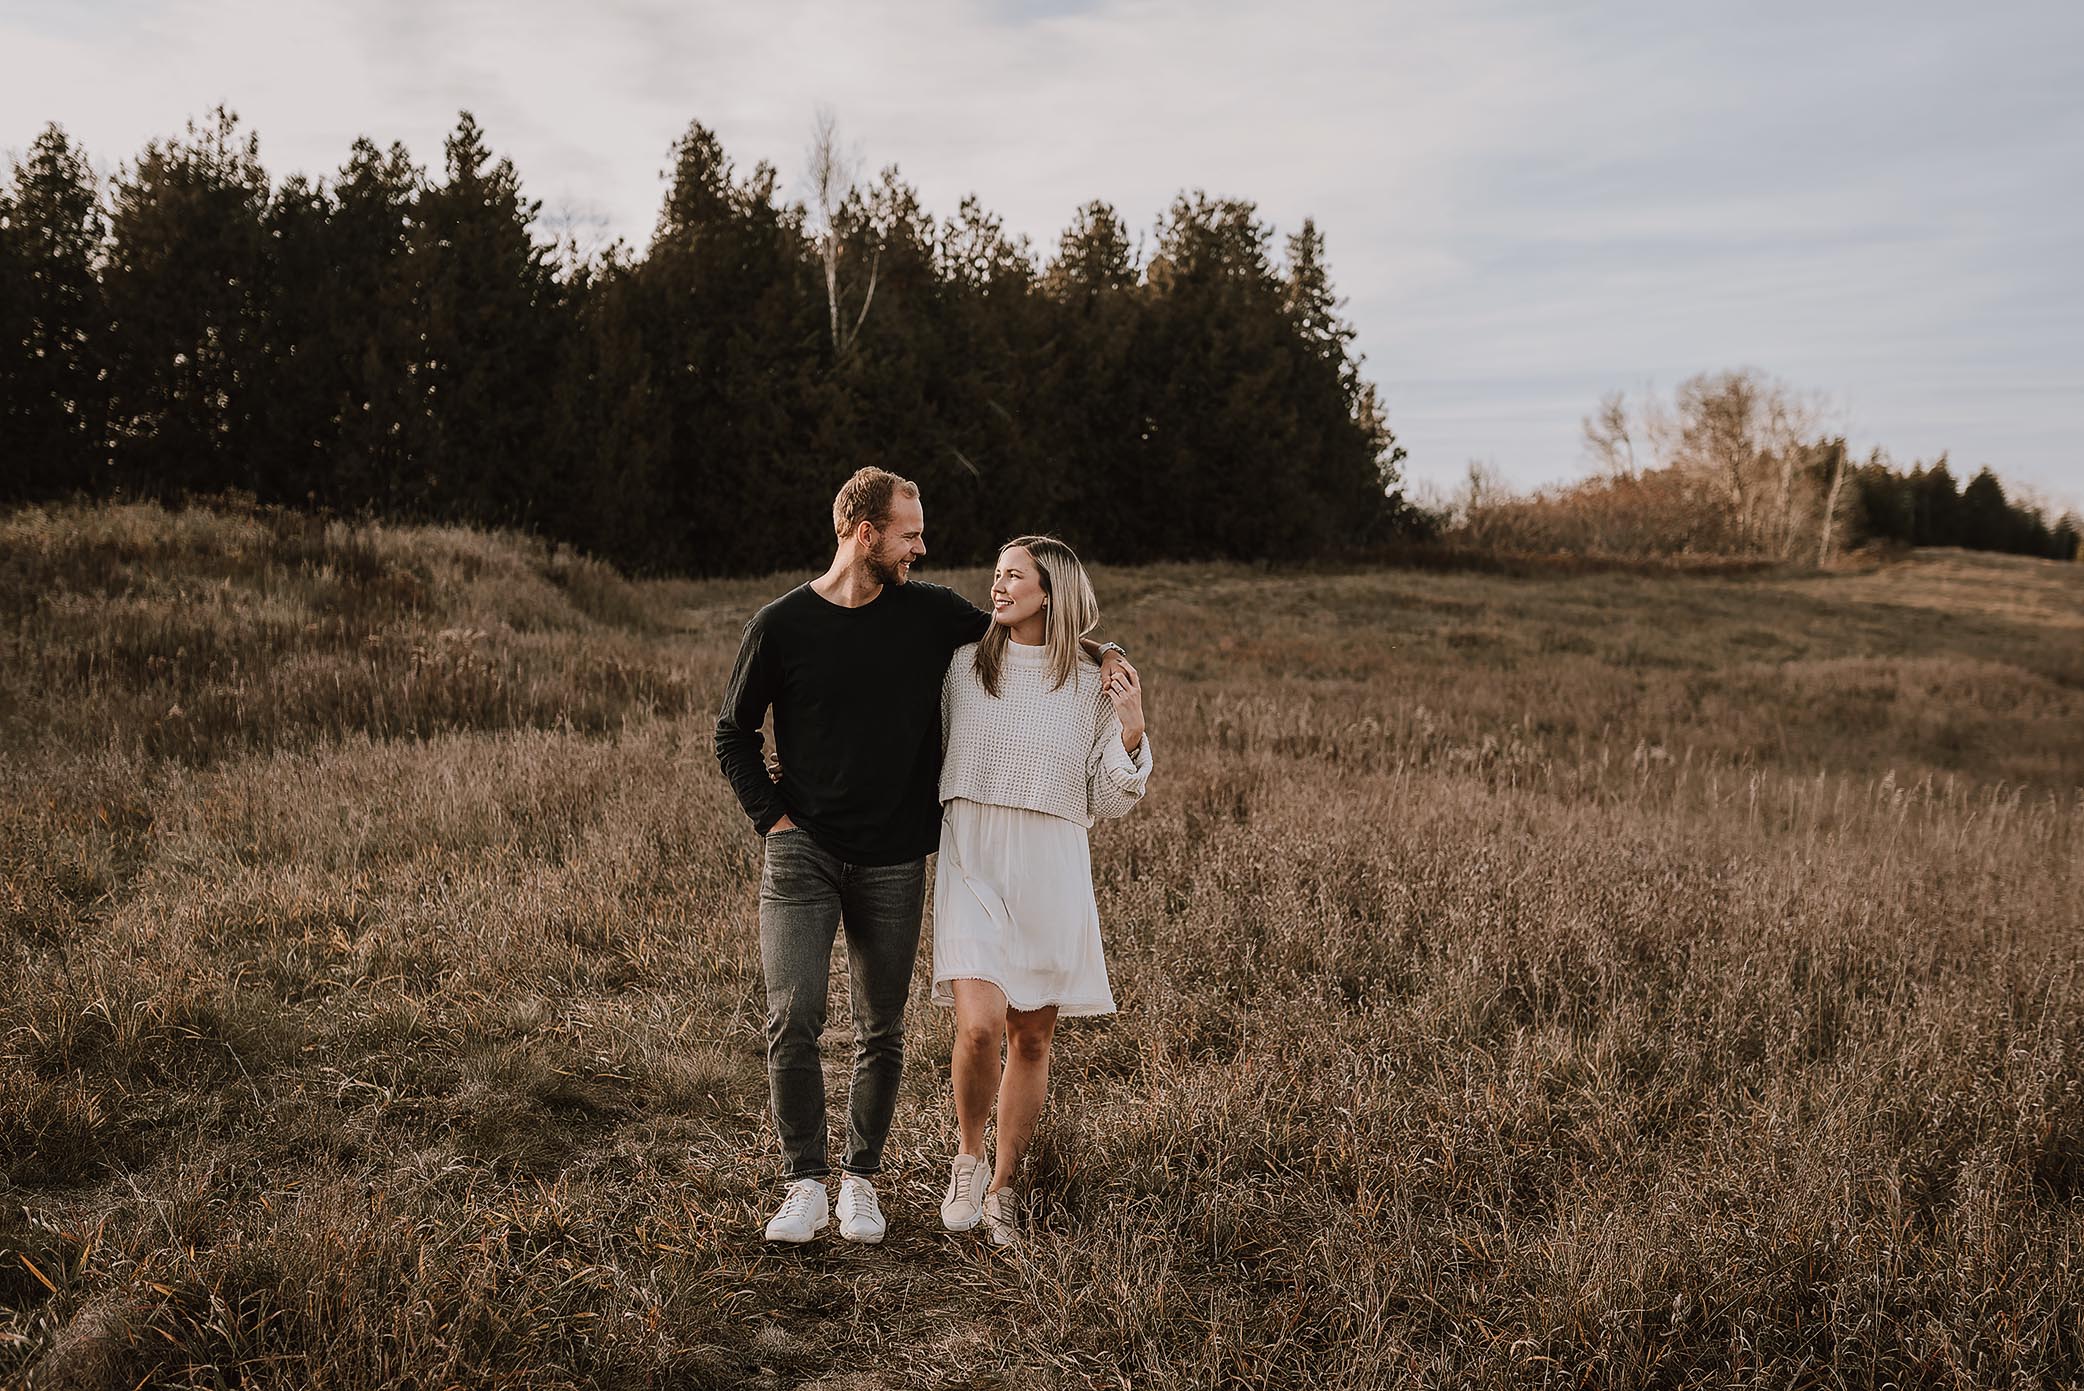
[955,1018,1002,1056]
[1006,1020,1055,1064]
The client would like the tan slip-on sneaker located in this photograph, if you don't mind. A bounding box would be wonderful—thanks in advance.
[941,1153,987,1232]
[981,1186,1019,1248]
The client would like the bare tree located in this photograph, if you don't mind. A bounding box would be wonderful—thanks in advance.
[1767,396,1828,557]
[1671,370,1761,542]
[1575,392,1642,479]
[1667,369,1821,556]
[807,108,878,363]
[1453,459,1508,546]
[1817,438,1847,567]
[1582,390,1636,478]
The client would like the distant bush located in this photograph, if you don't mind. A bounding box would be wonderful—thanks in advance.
[1433,371,2079,565]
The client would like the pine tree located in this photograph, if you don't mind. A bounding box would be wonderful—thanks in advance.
[828,169,963,552]
[102,107,273,498]
[543,251,669,568]
[1850,454,1914,545]
[323,139,426,514]
[929,195,1039,551]
[249,172,335,505]
[1957,467,2010,552]
[1141,193,1309,558]
[0,124,108,501]
[1045,201,1136,299]
[1911,459,1960,547]
[2052,515,2081,563]
[635,121,829,574]
[1036,201,1145,556]
[1281,219,1405,549]
[412,112,562,526]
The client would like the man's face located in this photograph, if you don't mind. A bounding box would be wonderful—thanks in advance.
[867,494,927,585]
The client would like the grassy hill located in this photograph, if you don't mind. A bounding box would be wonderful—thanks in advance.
[3,501,2080,1388]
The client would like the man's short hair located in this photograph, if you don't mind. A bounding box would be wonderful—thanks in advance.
[832,467,919,539]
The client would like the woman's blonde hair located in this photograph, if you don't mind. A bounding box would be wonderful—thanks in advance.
[972,534,1099,697]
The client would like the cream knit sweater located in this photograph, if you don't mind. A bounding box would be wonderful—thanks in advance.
[939,641,1152,826]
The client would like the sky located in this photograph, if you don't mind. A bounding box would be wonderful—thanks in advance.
[5,0,2080,512]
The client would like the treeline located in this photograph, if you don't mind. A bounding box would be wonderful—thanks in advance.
[0,110,1405,574]
[1845,456,2077,559]
[1442,370,2077,563]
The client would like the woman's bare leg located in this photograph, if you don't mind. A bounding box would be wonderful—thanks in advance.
[991,1004,1059,1192]
[949,979,1008,1159]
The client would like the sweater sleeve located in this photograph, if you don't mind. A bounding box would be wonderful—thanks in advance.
[940,657,957,772]
[1088,703,1152,821]
[714,613,789,835]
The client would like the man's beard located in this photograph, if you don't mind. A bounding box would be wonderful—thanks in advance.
[867,544,910,585]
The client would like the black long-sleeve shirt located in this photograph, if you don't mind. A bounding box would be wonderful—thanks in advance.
[714,579,990,865]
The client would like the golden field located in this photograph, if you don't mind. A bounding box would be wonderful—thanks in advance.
[2,500,2080,1389]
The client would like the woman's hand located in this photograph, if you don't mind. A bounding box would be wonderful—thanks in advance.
[1103,662,1145,755]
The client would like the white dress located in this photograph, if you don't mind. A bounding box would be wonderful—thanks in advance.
[931,640,1152,1016]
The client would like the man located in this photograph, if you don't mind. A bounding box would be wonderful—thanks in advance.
[715,467,1130,1244]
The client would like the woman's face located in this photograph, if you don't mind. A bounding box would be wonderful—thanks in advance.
[990,546,1049,630]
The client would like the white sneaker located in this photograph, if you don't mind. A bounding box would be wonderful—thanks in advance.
[763,1178,829,1243]
[836,1174,886,1244]
[941,1153,986,1232]
[981,1187,1019,1248]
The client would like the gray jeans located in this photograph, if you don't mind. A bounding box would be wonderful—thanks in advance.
[757,830,926,1180]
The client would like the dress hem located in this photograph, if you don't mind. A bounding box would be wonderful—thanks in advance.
[931,974,1117,1018]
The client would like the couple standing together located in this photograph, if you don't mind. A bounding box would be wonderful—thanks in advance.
[714,467,1152,1248]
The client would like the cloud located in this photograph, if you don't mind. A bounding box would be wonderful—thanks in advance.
[3,0,2079,509]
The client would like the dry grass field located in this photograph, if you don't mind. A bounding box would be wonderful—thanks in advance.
[3,499,2080,1390]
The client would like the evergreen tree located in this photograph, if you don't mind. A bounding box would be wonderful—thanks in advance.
[1045,200,1136,299]
[830,169,969,551]
[1136,193,1283,557]
[0,124,108,501]
[634,121,829,574]
[322,139,426,514]
[411,112,562,525]
[543,251,669,568]
[1036,201,1146,555]
[102,107,273,498]
[1849,453,1913,545]
[1281,218,1405,546]
[1910,459,1959,547]
[248,172,336,505]
[930,195,1040,549]
[1138,192,1402,560]
[1957,467,2010,551]
[1282,218,1349,365]
[2052,515,2081,563]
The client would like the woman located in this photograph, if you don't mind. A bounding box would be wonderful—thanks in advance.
[932,535,1151,1246]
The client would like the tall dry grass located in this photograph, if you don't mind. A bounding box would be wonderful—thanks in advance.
[3,500,2079,1389]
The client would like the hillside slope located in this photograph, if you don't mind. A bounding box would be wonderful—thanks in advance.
[3,502,2080,1388]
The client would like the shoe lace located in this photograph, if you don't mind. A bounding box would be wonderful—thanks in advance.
[949,1160,981,1207]
[844,1178,882,1220]
[778,1181,821,1221]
